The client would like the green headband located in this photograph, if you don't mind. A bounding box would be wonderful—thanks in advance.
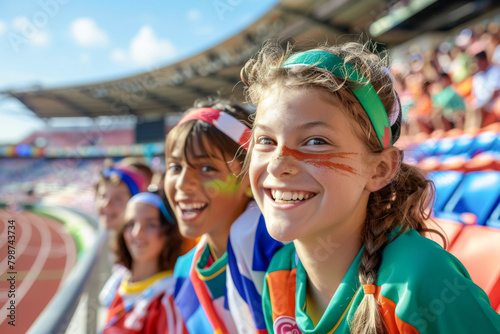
[282,50,393,148]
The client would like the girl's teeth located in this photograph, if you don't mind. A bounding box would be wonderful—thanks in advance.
[271,190,314,201]
[179,203,206,210]
[275,190,283,200]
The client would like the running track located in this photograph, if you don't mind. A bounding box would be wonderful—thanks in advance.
[0,209,77,334]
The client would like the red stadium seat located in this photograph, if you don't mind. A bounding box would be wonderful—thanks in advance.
[448,225,500,309]
[425,218,464,250]
[464,152,500,172]
[418,156,441,171]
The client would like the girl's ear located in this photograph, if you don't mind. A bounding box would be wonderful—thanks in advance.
[365,147,400,193]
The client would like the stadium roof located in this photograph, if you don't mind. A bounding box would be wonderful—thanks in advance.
[3,0,499,119]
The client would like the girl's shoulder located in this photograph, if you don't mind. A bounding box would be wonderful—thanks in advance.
[380,228,469,281]
[173,239,201,279]
[99,265,130,307]
[376,229,500,333]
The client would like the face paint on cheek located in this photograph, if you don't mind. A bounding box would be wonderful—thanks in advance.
[204,174,242,197]
[281,145,359,175]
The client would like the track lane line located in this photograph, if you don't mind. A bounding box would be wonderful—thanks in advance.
[0,212,51,326]
[0,212,32,275]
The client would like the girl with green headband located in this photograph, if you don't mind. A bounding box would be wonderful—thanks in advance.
[241,42,500,333]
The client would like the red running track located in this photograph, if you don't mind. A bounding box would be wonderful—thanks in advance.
[0,209,77,334]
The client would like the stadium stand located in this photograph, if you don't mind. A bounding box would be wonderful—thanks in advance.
[427,171,465,212]
[433,171,500,225]
[20,128,134,147]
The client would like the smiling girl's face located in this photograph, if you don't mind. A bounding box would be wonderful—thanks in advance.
[123,202,166,264]
[165,136,250,241]
[249,87,377,243]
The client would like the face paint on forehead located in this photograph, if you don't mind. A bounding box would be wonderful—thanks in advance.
[279,145,359,175]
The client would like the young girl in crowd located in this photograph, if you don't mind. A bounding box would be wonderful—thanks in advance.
[96,162,149,231]
[99,192,187,333]
[241,42,500,333]
[165,99,282,333]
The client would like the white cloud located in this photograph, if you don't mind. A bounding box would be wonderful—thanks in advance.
[31,30,50,46]
[12,16,30,31]
[111,25,176,66]
[0,20,7,35]
[70,18,108,47]
[187,9,201,21]
[11,16,50,47]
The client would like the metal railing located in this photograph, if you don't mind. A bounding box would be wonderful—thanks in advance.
[27,221,109,334]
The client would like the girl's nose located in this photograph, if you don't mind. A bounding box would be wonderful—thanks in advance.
[267,146,300,178]
[176,167,198,192]
[131,222,143,237]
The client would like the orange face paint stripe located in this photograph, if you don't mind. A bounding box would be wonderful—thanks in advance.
[280,146,358,175]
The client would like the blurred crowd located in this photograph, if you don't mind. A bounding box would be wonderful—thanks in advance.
[394,17,500,136]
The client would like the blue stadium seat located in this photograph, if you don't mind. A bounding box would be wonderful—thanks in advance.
[490,135,500,153]
[448,134,474,155]
[435,171,500,225]
[486,202,500,229]
[408,139,438,162]
[434,137,456,156]
[468,131,498,156]
[427,171,464,212]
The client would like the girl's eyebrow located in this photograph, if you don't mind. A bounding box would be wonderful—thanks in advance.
[255,121,334,131]
[298,121,334,131]
[254,123,272,132]
[167,155,181,161]
[191,155,225,162]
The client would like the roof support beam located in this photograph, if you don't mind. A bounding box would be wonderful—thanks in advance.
[80,88,140,116]
[48,94,95,118]
[15,95,47,118]
[145,91,183,112]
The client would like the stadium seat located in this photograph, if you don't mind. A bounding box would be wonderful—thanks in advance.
[418,156,441,171]
[464,152,500,172]
[434,137,456,156]
[437,154,469,172]
[467,131,498,156]
[490,136,500,152]
[435,171,500,225]
[448,134,474,155]
[448,225,500,309]
[486,202,500,229]
[427,171,464,212]
[408,139,438,162]
[424,218,463,249]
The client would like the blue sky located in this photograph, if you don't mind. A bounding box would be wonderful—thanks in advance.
[0,0,279,144]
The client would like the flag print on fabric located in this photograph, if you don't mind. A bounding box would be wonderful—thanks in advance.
[174,235,237,334]
[99,267,186,334]
[226,201,284,333]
